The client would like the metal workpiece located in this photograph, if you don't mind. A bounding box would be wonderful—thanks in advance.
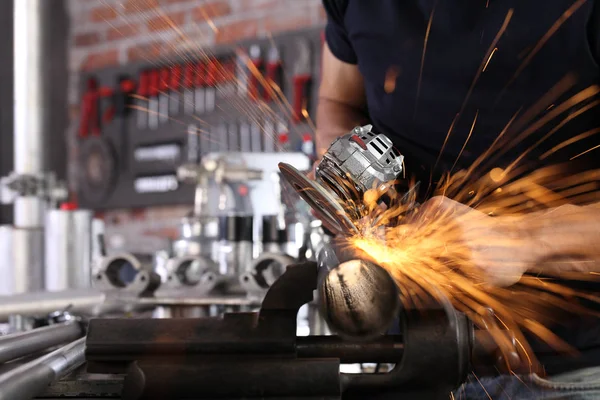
[0,337,86,400]
[0,289,106,322]
[45,209,93,291]
[0,321,84,364]
[318,259,401,341]
[240,252,294,296]
[94,253,161,296]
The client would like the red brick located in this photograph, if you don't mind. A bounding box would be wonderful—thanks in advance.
[192,1,231,22]
[107,23,140,41]
[318,4,327,21]
[123,0,158,14]
[239,0,283,12]
[216,19,259,44]
[81,49,119,71]
[74,32,100,47]
[90,5,118,22]
[263,12,313,34]
[147,11,186,32]
[127,42,167,62]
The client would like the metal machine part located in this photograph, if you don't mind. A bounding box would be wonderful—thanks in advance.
[0,320,84,364]
[279,125,405,237]
[0,337,86,400]
[160,255,219,296]
[0,289,106,322]
[240,252,295,296]
[45,209,94,291]
[84,262,499,399]
[93,253,161,296]
[218,215,254,279]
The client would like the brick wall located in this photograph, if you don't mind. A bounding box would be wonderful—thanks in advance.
[66,0,325,253]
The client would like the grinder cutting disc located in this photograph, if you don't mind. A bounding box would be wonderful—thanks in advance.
[278,162,359,237]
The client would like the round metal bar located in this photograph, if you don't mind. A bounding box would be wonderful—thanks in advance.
[0,321,84,364]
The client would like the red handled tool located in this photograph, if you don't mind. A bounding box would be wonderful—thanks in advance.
[148,69,160,129]
[183,63,195,114]
[169,65,182,116]
[248,45,263,102]
[264,46,282,103]
[79,78,101,138]
[136,71,150,129]
[292,39,312,124]
[194,61,206,114]
[158,67,170,123]
[205,60,217,113]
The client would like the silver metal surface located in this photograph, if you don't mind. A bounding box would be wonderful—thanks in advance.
[14,0,46,176]
[0,337,85,400]
[0,289,105,322]
[94,253,160,296]
[0,226,13,296]
[279,163,358,236]
[0,321,83,364]
[12,228,44,293]
[45,210,93,291]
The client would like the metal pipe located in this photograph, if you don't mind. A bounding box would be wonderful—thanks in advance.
[14,0,46,177]
[0,289,105,322]
[0,321,84,364]
[12,0,50,294]
[0,337,86,400]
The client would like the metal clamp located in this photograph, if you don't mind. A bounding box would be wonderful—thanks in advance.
[93,253,161,297]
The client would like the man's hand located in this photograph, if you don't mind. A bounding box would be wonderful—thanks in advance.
[416,196,536,287]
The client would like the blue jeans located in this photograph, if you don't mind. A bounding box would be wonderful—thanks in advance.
[454,367,600,399]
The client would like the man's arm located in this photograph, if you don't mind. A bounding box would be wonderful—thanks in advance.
[525,203,600,275]
[315,43,368,160]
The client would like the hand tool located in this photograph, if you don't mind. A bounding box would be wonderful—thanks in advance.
[236,50,249,98]
[263,118,275,152]
[79,78,101,138]
[228,122,239,151]
[136,71,150,130]
[187,124,199,163]
[169,64,182,116]
[300,132,315,160]
[264,45,282,102]
[106,77,136,172]
[239,121,251,152]
[182,63,195,115]
[279,125,405,237]
[250,119,262,152]
[292,39,312,124]
[148,69,160,130]
[205,59,217,113]
[194,61,206,114]
[216,122,228,152]
[277,122,290,152]
[158,67,170,123]
[248,44,263,102]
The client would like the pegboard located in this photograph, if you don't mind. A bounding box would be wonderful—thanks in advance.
[77,26,324,210]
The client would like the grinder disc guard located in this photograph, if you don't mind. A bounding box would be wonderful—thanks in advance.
[278,163,359,237]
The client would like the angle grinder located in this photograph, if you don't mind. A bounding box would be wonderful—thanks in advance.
[278,124,407,237]
[278,125,410,340]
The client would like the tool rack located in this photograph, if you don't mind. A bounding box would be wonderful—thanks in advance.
[77,27,324,210]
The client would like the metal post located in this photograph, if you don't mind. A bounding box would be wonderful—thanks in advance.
[11,0,49,293]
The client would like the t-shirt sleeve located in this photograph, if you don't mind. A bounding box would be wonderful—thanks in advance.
[322,0,358,64]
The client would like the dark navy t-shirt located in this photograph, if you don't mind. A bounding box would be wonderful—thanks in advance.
[324,0,600,375]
